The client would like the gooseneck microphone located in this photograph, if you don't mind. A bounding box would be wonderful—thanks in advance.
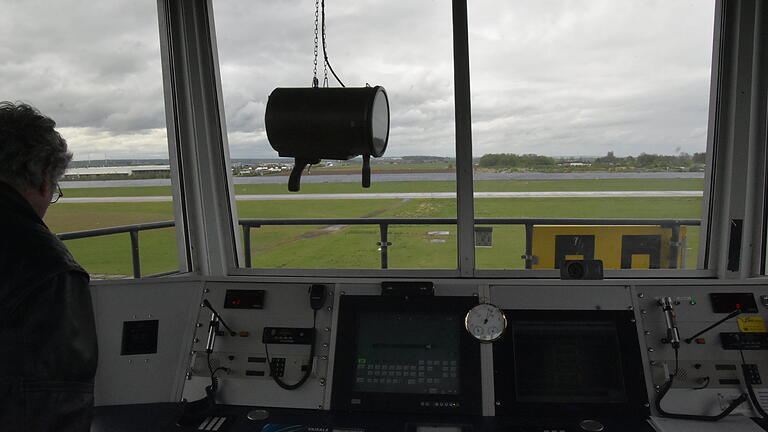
[654,296,748,421]
[202,299,236,337]
[683,308,742,344]
[205,313,219,354]
[177,299,236,427]
[660,297,681,349]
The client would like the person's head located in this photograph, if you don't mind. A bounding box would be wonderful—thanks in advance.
[0,101,72,218]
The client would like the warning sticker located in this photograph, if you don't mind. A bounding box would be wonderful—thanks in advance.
[738,316,767,333]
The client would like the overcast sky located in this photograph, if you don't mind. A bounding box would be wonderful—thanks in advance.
[0,0,715,160]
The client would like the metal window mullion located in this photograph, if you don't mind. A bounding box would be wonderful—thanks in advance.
[734,1,762,279]
[705,0,748,276]
[746,3,768,276]
[699,0,726,270]
[204,1,244,268]
[452,0,476,277]
[715,1,758,278]
[157,0,192,274]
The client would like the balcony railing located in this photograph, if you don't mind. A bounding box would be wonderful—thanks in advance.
[58,218,700,278]
[57,221,176,279]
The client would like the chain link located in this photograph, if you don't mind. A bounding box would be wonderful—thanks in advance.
[321,0,328,86]
[313,0,320,87]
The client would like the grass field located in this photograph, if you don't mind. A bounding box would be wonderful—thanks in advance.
[48,179,705,276]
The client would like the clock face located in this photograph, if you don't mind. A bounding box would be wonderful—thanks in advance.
[464,304,507,342]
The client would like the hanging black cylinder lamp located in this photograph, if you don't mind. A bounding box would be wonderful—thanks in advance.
[265,85,390,191]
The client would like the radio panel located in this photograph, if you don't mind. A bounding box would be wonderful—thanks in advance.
[167,281,768,429]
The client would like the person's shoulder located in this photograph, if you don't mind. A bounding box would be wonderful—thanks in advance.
[1,212,85,276]
[0,226,89,321]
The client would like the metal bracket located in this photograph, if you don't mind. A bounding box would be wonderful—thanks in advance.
[521,254,539,265]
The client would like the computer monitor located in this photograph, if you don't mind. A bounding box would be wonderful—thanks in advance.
[493,310,648,419]
[331,295,481,414]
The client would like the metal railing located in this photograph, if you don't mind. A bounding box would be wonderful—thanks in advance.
[58,217,701,277]
[58,221,176,279]
[239,217,701,270]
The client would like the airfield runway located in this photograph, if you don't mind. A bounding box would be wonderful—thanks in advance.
[59,171,705,189]
[59,190,703,203]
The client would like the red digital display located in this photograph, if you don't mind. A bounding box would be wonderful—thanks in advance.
[223,289,265,309]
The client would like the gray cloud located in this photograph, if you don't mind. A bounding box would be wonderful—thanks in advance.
[0,0,715,160]
[0,0,167,159]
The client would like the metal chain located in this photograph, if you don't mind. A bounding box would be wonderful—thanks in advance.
[321,0,328,86]
[323,55,329,87]
[312,0,320,87]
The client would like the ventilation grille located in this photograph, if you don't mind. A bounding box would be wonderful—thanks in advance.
[757,389,768,409]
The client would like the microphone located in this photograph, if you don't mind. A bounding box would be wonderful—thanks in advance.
[205,312,219,354]
[177,299,237,427]
[202,299,236,337]
[660,297,681,349]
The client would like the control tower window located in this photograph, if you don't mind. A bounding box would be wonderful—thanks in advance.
[468,1,716,272]
[209,1,724,275]
[213,0,460,271]
[0,1,183,279]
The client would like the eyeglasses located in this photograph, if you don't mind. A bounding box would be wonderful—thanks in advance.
[51,183,63,204]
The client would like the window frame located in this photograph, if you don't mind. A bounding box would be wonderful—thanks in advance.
[158,0,768,280]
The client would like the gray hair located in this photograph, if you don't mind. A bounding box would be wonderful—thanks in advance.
[0,101,72,190]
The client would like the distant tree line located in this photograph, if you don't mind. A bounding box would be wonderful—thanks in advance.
[592,151,706,169]
[478,151,706,171]
[478,153,556,168]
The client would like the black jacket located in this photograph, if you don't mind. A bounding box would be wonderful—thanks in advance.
[0,181,98,431]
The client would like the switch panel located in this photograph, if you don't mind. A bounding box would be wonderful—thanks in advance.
[743,364,762,385]
[262,327,314,345]
[270,357,286,377]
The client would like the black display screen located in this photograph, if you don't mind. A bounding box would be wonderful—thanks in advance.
[331,295,481,414]
[709,292,758,313]
[513,321,626,403]
[493,310,648,419]
[121,320,159,356]
[352,311,460,395]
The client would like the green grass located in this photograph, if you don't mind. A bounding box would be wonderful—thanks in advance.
[47,202,179,277]
[62,185,173,197]
[61,178,705,197]
[242,197,702,270]
[48,179,706,276]
[47,202,175,231]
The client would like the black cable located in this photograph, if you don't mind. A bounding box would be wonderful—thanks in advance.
[176,316,231,427]
[654,346,748,421]
[684,309,742,344]
[205,351,220,394]
[321,0,345,87]
[674,347,679,376]
[265,310,318,390]
[739,346,768,420]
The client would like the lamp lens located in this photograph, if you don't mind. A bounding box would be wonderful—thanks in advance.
[370,88,389,156]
